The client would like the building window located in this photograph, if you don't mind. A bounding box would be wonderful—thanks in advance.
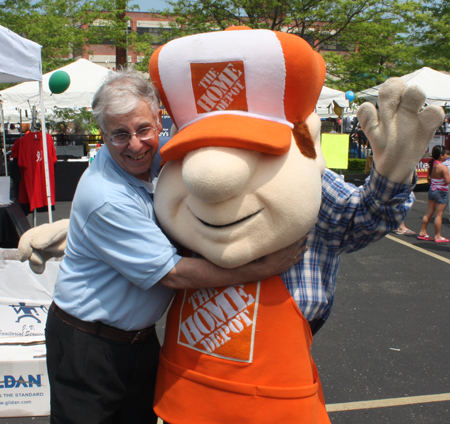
[136,21,173,45]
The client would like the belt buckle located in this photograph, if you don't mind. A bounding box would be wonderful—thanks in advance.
[131,330,147,344]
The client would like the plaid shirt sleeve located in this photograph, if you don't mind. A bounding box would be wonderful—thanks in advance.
[281,166,415,322]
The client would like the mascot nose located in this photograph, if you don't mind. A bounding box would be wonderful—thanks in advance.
[182,147,259,203]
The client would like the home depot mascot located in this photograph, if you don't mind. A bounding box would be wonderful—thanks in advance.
[18,27,443,424]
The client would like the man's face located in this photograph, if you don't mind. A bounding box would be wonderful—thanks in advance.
[154,137,323,268]
[102,101,162,181]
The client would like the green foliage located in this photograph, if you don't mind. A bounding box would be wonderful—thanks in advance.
[130,32,157,72]
[411,0,450,70]
[1,0,444,93]
[324,38,411,92]
[324,1,421,92]
[161,0,404,48]
[0,0,141,73]
[160,0,426,93]
[46,107,98,134]
[347,158,367,172]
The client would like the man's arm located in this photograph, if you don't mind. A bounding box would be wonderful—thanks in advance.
[18,212,307,285]
[160,236,307,290]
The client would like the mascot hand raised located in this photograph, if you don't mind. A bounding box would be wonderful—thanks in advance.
[357,78,444,184]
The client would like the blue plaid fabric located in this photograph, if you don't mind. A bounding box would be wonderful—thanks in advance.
[281,167,415,322]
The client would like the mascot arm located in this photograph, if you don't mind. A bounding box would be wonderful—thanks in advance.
[357,78,444,184]
[18,219,69,274]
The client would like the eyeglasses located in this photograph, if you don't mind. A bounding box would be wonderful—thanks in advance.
[108,126,158,146]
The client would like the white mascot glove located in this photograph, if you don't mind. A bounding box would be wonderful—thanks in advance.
[357,78,445,184]
[18,219,69,274]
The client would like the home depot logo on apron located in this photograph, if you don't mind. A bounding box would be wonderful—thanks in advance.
[178,282,259,362]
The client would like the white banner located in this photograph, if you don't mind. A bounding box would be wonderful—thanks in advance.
[0,249,60,342]
[0,344,49,417]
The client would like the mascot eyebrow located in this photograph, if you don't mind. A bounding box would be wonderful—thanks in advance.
[293,121,317,159]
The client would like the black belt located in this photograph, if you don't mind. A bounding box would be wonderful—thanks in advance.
[50,302,155,344]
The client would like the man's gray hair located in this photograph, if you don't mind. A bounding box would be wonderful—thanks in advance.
[92,68,160,131]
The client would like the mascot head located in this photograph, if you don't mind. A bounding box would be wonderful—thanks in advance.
[150,27,326,268]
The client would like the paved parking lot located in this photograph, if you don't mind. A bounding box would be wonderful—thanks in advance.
[2,186,449,423]
[313,187,450,423]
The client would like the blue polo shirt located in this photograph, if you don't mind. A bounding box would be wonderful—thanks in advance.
[53,146,180,331]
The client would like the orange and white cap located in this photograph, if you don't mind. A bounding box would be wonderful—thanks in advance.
[149,27,326,161]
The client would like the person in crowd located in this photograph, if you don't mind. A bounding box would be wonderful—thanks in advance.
[393,171,417,235]
[443,151,450,223]
[418,145,450,242]
[394,221,416,235]
[40,69,304,424]
[9,123,19,134]
[444,117,450,134]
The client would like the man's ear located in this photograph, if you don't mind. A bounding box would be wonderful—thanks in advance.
[99,129,108,145]
[305,112,326,174]
[157,109,163,133]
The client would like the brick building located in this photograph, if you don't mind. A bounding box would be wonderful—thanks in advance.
[80,12,354,70]
[81,12,172,70]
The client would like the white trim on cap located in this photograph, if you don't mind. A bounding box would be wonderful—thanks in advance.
[157,29,287,129]
[177,110,294,132]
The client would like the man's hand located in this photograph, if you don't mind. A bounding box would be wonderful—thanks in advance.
[357,78,444,184]
[18,219,69,274]
[255,235,308,279]
[160,236,308,290]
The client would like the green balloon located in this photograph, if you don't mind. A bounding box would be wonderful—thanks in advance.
[49,71,71,94]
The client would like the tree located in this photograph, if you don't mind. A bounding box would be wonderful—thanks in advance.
[1,0,90,72]
[85,0,141,69]
[160,0,422,92]
[0,0,140,73]
[323,1,420,92]
[161,0,394,48]
[411,0,450,71]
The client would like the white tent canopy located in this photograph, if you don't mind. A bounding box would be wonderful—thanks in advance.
[0,26,42,83]
[317,86,349,109]
[0,58,111,114]
[0,25,42,123]
[0,24,53,223]
[357,67,450,106]
[315,86,351,118]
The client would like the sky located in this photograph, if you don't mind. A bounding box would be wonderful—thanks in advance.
[133,0,171,12]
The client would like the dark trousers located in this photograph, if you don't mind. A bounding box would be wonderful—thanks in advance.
[308,318,326,335]
[45,308,160,424]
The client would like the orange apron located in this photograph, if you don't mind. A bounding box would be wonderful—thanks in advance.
[154,276,331,424]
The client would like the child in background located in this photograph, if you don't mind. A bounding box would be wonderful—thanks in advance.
[443,150,450,224]
[418,145,450,242]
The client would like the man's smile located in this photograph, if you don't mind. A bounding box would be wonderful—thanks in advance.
[125,150,149,161]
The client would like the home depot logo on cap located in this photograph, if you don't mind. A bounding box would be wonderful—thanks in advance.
[149,26,326,162]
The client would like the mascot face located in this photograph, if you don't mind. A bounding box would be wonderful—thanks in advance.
[150,27,327,267]
[155,122,324,268]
